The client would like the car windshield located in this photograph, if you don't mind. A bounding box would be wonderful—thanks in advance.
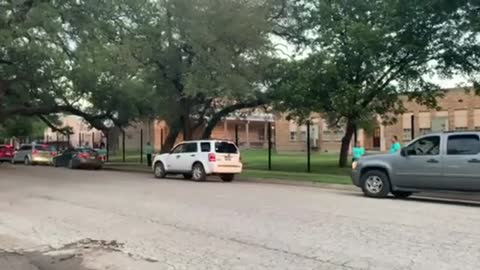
[215,142,238,154]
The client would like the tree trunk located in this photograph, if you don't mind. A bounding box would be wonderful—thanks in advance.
[201,115,224,139]
[339,119,356,168]
[162,127,181,153]
[107,127,121,155]
[162,117,183,153]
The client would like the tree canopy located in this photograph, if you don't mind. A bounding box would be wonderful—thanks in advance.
[1,0,280,150]
[273,0,480,166]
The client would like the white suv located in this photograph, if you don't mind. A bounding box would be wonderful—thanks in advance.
[152,140,243,182]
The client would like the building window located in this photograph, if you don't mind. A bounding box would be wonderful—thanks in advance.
[258,128,265,141]
[299,131,307,141]
[419,128,432,135]
[403,129,412,141]
[454,110,468,130]
[290,132,297,141]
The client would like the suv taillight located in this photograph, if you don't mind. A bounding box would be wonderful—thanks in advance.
[77,153,90,159]
[208,153,216,162]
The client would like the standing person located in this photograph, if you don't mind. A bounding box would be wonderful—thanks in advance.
[390,136,402,154]
[145,142,153,167]
[352,141,365,162]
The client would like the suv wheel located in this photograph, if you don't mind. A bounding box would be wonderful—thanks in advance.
[154,162,166,179]
[361,170,391,198]
[192,163,206,182]
[392,191,412,199]
[220,174,234,182]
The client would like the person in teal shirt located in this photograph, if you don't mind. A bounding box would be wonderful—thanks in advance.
[390,136,402,154]
[145,142,153,167]
[352,141,365,161]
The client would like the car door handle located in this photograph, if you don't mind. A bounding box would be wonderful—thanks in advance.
[427,159,439,164]
[468,159,480,163]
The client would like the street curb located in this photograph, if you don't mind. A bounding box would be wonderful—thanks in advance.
[102,165,356,192]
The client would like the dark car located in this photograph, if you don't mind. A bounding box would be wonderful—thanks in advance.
[53,148,103,170]
[0,144,15,163]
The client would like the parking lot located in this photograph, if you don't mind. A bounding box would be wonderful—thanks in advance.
[0,165,479,270]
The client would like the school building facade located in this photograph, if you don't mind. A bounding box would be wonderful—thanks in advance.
[46,88,479,154]
[274,88,480,153]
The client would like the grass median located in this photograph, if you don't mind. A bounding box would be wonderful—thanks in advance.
[108,149,351,185]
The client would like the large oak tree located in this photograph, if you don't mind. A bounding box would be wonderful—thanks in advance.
[273,0,480,167]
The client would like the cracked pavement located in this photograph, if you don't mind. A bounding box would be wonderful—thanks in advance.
[0,165,479,269]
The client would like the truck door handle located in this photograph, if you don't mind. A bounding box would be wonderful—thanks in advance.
[468,159,480,163]
[427,159,439,164]
[176,155,181,159]
[190,154,196,157]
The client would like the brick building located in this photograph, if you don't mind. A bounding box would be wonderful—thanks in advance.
[274,88,480,153]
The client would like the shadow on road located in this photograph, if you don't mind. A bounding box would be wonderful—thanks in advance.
[339,190,480,207]
[0,251,91,270]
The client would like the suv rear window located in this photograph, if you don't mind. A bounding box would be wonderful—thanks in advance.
[215,142,238,154]
[34,145,51,151]
[447,135,480,155]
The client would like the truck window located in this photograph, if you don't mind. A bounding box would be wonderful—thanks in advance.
[405,136,440,156]
[447,135,480,155]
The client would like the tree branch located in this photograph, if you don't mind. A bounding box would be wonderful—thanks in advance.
[38,115,71,135]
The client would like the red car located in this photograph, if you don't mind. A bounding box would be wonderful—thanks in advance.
[0,144,15,163]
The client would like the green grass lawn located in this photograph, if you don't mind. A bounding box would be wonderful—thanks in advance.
[108,149,351,184]
[242,149,350,176]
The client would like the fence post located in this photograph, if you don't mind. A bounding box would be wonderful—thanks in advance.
[411,115,415,140]
[92,132,95,148]
[268,122,272,171]
[106,132,110,162]
[140,129,144,164]
[122,129,126,163]
[235,125,239,147]
[307,120,311,173]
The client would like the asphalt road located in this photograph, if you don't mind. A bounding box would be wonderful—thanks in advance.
[0,165,479,270]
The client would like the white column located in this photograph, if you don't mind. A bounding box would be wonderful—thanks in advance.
[223,119,228,139]
[380,124,386,152]
[245,121,250,147]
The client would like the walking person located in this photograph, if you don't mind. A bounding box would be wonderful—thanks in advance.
[352,141,365,162]
[145,142,153,167]
[390,136,402,154]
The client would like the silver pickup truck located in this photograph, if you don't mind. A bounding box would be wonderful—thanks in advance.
[351,132,480,198]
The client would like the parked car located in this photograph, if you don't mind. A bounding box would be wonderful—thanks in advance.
[43,141,72,155]
[0,144,15,163]
[152,140,243,182]
[12,144,56,165]
[351,132,480,198]
[53,148,103,170]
